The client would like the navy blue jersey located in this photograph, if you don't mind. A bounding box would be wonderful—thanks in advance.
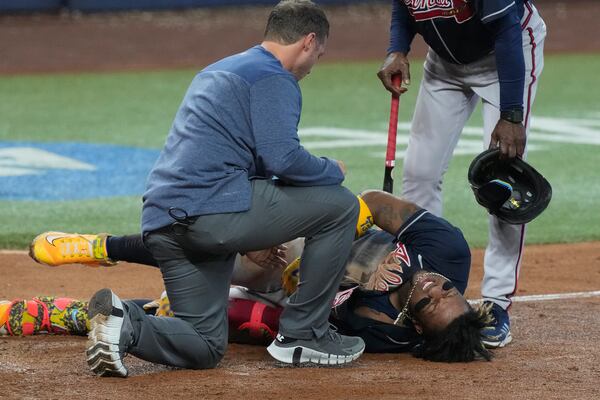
[330,209,471,353]
[390,0,526,64]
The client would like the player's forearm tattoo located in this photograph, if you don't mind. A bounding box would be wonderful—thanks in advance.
[377,203,418,232]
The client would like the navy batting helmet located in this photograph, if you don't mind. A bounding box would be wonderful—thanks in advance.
[468,149,552,224]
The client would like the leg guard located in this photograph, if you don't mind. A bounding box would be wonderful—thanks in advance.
[228,298,282,345]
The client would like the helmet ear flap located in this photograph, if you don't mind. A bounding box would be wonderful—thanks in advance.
[468,149,552,224]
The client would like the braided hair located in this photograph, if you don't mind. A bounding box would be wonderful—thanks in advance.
[414,303,493,362]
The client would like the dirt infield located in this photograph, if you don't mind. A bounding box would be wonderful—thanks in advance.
[1,242,600,399]
[0,0,599,74]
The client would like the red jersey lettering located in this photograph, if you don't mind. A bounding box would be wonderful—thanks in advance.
[404,0,475,24]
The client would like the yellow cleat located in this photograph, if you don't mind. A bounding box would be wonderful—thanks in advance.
[0,301,10,335]
[29,231,116,267]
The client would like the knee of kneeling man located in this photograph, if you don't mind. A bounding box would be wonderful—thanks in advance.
[335,189,360,223]
[339,187,360,214]
[188,338,228,369]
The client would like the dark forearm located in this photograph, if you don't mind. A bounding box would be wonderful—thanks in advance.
[360,190,420,235]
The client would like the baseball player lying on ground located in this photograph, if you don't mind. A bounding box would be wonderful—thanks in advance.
[5,190,492,362]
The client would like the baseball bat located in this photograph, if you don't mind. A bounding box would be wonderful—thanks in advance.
[383,75,401,194]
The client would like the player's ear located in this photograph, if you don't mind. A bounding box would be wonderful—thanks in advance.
[302,32,317,51]
[412,318,423,335]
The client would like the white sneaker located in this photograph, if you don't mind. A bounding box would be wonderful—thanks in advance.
[267,328,365,366]
[86,288,129,377]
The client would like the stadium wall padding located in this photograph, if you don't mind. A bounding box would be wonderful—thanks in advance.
[0,0,64,11]
[1,0,371,12]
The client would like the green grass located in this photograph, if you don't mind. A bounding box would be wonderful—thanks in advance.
[1,54,600,248]
[0,71,191,147]
[0,198,143,249]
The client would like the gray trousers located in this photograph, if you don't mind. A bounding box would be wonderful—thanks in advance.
[127,179,359,369]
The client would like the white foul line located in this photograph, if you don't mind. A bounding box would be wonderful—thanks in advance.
[469,290,600,305]
[511,290,600,302]
[0,250,28,255]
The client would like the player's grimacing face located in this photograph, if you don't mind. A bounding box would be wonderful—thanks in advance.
[408,272,470,333]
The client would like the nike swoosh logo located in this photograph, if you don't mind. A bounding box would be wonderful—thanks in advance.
[45,234,66,246]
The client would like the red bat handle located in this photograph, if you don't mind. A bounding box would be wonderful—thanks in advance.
[385,75,401,168]
[383,75,401,193]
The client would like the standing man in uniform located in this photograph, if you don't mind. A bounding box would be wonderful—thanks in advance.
[377,0,546,348]
[85,0,365,377]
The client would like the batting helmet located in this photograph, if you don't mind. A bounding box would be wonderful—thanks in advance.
[468,149,552,224]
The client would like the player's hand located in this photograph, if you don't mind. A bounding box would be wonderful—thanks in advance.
[377,52,410,96]
[489,119,526,159]
[245,245,288,270]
